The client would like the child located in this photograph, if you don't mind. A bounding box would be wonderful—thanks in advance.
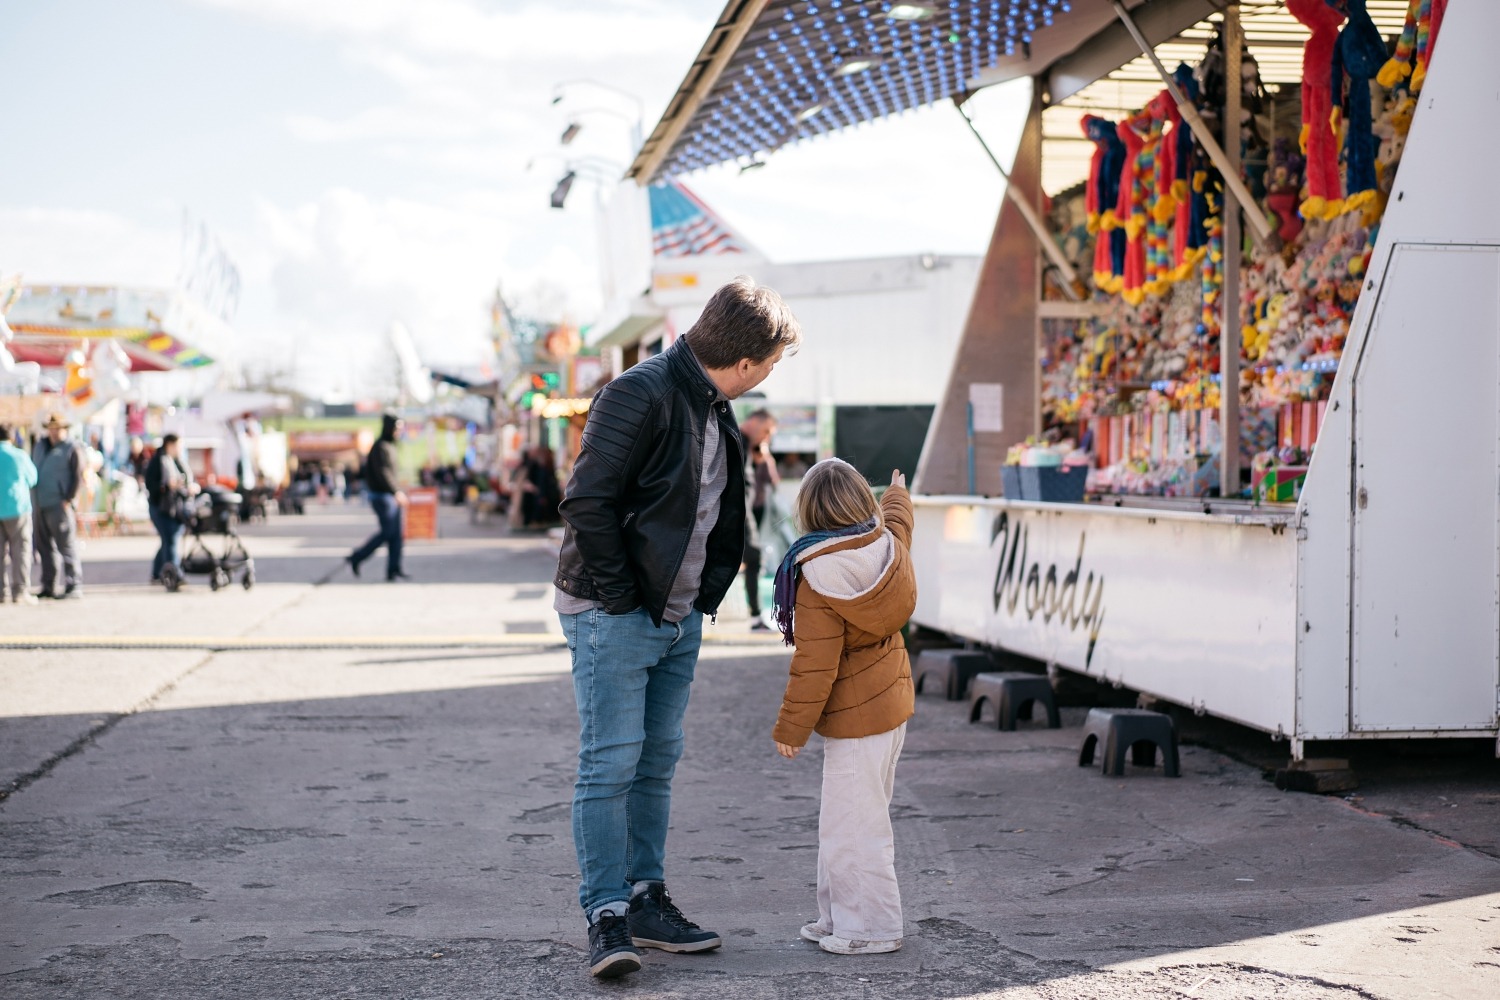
[771,460,917,956]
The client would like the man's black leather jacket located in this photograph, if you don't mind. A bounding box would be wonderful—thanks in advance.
[554,337,746,625]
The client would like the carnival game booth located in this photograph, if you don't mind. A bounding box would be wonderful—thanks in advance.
[631,0,1498,756]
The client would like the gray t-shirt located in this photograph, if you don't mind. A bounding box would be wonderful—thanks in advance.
[554,346,730,622]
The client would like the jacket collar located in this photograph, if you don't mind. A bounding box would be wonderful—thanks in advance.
[667,336,726,404]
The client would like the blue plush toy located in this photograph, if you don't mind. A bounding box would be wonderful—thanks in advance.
[1330,0,1388,216]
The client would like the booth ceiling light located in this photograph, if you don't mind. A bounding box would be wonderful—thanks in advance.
[656,0,1075,180]
[836,53,883,76]
[886,4,937,20]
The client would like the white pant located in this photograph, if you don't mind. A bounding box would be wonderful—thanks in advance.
[815,723,906,941]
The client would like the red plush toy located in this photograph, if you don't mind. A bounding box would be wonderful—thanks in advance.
[1288,0,1346,221]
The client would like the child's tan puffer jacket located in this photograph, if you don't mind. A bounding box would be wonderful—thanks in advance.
[772,485,916,747]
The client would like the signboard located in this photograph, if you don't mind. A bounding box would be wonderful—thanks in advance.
[403,487,439,540]
[910,497,1297,736]
[968,382,1004,433]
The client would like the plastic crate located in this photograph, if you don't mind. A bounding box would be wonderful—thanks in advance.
[1019,465,1088,503]
[1000,465,1023,499]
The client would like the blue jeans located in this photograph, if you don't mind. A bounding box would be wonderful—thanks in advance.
[149,507,184,580]
[560,606,703,915]
[351,492,403,578]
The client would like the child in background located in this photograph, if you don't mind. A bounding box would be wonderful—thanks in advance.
[771,460,917,955]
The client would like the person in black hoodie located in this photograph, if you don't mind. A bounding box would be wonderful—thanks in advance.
[346,413,408,581]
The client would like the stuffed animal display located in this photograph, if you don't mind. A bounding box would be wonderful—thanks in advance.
[1044,1,1425,497]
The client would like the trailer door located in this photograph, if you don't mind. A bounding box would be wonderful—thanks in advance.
[1351,244,1500,732]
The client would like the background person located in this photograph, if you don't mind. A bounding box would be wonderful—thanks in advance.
[31,413,84,600]
[520,444,561,528]
[0,425,39,604]
[738,408,779,629]
[347,413,408,582]
[552,276,801,979]
[145,433,195,584]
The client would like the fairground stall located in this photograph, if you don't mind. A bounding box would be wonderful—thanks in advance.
[630,0,1499,756]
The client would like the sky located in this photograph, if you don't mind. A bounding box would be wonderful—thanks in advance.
[2,0,1030,399]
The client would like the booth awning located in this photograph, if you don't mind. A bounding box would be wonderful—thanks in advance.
[4,285,224,370]
[629,0,1412,186]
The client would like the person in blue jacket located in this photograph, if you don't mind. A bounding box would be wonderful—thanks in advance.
[0,424,39,604]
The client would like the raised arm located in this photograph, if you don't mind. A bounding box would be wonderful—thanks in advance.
[881,480,913,551]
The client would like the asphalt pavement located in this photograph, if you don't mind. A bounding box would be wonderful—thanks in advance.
[1,501,1498,999]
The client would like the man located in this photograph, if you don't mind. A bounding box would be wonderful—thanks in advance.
[554,276,801,979]
[738,409,779,630]
[31,413,84,599]
[0,425,39,604]
[144,434,195,584]
[347,413,408,581]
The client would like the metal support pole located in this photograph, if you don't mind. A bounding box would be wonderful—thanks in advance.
[1109,0,1275,250]
[1219,5,1243,497]
[966,401,977,496]
[955,103,1082,301]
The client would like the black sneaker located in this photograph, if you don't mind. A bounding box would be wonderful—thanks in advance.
[587,911,642,979]
[627,883,722,953]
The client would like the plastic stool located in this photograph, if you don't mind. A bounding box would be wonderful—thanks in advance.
[1077,708,1180,777]
[968,672,1061,731]
[912,649,991,701]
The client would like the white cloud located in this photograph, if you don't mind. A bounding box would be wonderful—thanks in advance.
[249,186,602,395]
[0,207,180,288]
[189,0,709,64]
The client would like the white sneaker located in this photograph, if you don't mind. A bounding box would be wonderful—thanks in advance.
[13,593,38,606]
[799,922,831,943]
[818,934,902,955]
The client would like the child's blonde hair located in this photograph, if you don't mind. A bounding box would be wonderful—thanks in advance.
[796,458,879,533]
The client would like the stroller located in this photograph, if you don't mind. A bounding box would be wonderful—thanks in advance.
[160,485,256,593]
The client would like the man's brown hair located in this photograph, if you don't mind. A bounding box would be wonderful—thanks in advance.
[684,276,801,369]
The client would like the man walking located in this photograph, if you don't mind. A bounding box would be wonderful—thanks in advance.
[553,276,801,979]
[31,413,84,599]
[346,413,408,582]
[0,425,39,604]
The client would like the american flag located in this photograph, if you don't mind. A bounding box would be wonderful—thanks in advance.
[649,181,748,258]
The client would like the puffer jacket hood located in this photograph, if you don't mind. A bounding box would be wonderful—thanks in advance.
[797,523,915,637]
[772,485,917,747]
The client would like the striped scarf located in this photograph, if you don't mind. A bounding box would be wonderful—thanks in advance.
[772,517,879,646]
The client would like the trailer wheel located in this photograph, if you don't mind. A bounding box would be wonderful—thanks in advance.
[242,570,255,591]
[210,568,227,591]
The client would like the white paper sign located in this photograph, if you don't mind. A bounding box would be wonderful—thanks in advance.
[968,383,1004,433]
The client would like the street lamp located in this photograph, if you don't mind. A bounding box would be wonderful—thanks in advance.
[549,171,576,210]
[552,79,645,151]
[537,156,624,210]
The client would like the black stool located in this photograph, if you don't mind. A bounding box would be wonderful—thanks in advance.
[1077,708,1180,777]
[913,649,991,701]
[968,672,1061,731]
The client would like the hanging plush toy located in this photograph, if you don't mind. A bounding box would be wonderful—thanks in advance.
[1287,0,1346,221]
[1331,0,1389,218]
[1378,0,1447,92]
[1082,115,1127,293]
[1115,113,1150,305]
[1170,64,1207,280]
[1142,91,1178,298]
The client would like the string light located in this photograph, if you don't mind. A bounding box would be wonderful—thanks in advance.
[658,0,1072,177]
